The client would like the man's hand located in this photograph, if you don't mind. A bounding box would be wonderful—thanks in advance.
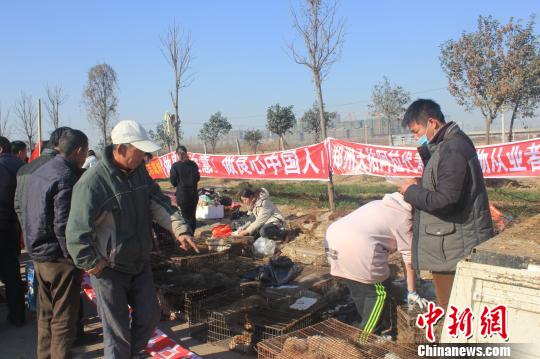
[177,234,199,253]
[237,229,250,237]
[399,178,418,195]
[87,258,107,277]
[407,291,429,310]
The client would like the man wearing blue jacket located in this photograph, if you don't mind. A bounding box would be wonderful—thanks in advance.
[25,129,88,359]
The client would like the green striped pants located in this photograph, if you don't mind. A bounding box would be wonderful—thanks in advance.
[345,278,393,339]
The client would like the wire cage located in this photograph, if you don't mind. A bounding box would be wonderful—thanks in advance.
[396,304,429,345]
[257,318,420,359]
[151,250,229,272]
[206,287,327,351]
[188,284,265,336]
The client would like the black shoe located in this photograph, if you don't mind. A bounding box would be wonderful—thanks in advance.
[7,315,25,327]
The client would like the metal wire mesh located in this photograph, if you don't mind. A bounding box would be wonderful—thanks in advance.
[257,318,420,359]
[207,288,326,349]
[396,304,428,345]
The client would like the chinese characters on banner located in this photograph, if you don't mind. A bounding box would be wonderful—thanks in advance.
[329,138,540,178]
[152,142,329,181]
[416,303,508,342]
[146,138,540,180]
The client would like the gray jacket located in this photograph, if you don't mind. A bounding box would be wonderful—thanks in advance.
[404,122,493,272]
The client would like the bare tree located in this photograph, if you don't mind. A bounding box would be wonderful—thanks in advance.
[45,84,67,129]
[14,92,37,150]
[288,0,345,210]
[0,104,11,138]
[368,77,411,146]
[82,63,118,146]
[161,22,193,148]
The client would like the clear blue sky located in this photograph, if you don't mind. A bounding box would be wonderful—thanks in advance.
[1,0,538,147]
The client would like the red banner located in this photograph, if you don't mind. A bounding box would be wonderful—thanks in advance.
[152,142,329,181]
[329,138,423,177]
[147,138,540,180]
[329,137,540,178]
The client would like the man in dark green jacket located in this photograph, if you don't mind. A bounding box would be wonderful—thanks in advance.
[400,99,493,310]
[66,120,197,359]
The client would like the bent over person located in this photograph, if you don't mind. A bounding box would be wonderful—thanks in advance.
[325,193,429,338]
[66,120,198,359]
[237,187,287,240]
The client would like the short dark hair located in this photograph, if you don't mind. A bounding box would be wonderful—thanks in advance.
[0,136,11,153]
[49,126,72,147]
[402,99,445,128]
[88,150,96,157]
[176,145,187,154]
[58,129,88,156]
[11,141,27,155]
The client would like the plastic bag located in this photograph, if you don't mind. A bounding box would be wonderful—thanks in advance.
[212,224,232,238]
[253,236,276,257]
[242,256,302,287]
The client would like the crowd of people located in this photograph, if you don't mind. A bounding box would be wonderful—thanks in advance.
[1,120,198,359]
[0,99,494,357]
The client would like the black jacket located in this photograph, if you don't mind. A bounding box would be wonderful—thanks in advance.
[24,155,82,262]
[404,122,493,271]
[0,154,25,224]
[14,148,57,229]
[170,160,200,193]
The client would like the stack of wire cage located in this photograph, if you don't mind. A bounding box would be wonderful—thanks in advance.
[396,304,430,346]
[151,223,233,321]
[151,222,229,271]
[257,318,420,359]
[205,286,327,348]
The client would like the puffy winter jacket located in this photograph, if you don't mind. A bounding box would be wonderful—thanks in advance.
[241,188,286,235]
[24,155,82,261]
[404,122,494,271]
[14,148,57,229]
[66,145,191,274]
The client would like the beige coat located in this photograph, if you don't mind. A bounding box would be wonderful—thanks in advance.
[241,188,285,235]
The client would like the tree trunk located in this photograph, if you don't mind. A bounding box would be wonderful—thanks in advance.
[388,118,394,146]
[102,118,108,147]
[314,72,335,211]
[485,117,492,145]
[174,87,180,149]
[508,101,519,142]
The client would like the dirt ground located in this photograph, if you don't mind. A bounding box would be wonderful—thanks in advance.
[2,177,538,358]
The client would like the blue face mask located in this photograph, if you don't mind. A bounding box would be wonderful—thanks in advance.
[416,135,429,147]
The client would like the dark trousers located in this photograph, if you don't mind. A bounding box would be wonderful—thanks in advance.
[34,259,81,359]
[345,278,394,338]
[176,189,198,232]
[0,222,25,325]
[259,223,286,240]
[90,262,160,359]
[432,271,455,311]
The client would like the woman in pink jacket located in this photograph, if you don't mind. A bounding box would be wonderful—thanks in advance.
[325,192,428,338]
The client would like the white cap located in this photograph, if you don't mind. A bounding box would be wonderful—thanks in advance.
[111,120,160,153]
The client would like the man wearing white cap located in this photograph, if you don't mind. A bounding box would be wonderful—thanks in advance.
[67,120,197,358]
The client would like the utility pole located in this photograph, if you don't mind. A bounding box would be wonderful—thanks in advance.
[37,98,42,154]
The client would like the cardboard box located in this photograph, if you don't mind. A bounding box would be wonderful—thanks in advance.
[196,205,224,219]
